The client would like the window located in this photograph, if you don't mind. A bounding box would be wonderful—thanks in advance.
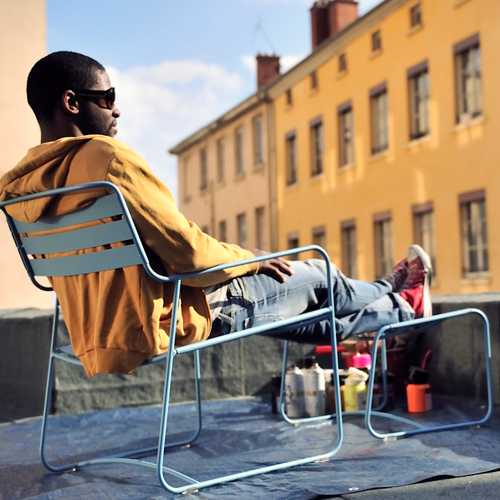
[255,206,265,250]
[373,212,393,279]
[252,115,264,166]
[454,34,482,122]
[370,83,389,154]
[199,148,208,192]
[341,220,357,278]
[338,101,354,167]
[218,220,227,241]
[285,132,297,185]
[234,126,244,176]
[413,202,436,276]
[182,156,190,202]
[338,53,347,73]
[201,225,210,235]
[312,225,326,249]
[286,88,293,106]
[408,62,430,139]
[460,190,488,275]
[371,30,382,52]
[216,137,225,182]
[310,118,323,177]
[310,70,318,90]
[237,213,247,247]
[287,232,300,259]
[409,3,422,28]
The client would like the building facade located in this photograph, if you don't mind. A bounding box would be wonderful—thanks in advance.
[170,56,280,253]
[0,0,48,308]
[269,0,499,295]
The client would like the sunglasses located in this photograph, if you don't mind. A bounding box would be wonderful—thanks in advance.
[74,87,116,109]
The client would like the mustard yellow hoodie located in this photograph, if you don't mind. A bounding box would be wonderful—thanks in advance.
[0,135,258,376]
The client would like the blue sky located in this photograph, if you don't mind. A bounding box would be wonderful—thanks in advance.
[48,0,383,197]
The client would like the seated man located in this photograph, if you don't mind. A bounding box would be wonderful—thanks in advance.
[0,51,431,377]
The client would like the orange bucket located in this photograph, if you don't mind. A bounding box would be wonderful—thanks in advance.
[406,383,432,413]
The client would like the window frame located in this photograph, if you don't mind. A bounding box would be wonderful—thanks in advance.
[309,116,324,177]
[285,130,298,186]
[252,114,264,166]
[199,147,208,192]
[412,201,436,276]
[409,3,422,29]
[454,33,482,123]
[216,137,225,183]
[236,212,247,247]
[341,219,357,279]
[255,206,265,250]
[338,53,348,73]
[218,219,227,242]
[373,211,393,279]
[234,126,245,176]
[407,60,430,140]
[338,100,355,167]
[369,82,389,155]
[459,190,488,276]
[371,30,382,52]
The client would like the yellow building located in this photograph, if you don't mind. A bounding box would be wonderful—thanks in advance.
[170,55,280,252]
[0,0,47,308]
[269,0,500,294]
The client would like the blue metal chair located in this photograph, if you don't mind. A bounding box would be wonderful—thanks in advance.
[0,181,343,494]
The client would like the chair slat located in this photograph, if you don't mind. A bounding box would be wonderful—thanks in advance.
[21,219,133,254]
[30,245,143,277]
[12,194,122,233]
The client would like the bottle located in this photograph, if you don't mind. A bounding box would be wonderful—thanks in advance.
[285,366,305,418]
[341,367,369,412]
[303,361,326,417]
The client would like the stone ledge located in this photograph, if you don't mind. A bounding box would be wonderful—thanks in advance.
[1,295,499,419]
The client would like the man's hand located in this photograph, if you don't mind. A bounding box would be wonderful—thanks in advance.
[253,249,294,283]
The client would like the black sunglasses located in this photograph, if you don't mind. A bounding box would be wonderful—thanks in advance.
[74,87,116,109]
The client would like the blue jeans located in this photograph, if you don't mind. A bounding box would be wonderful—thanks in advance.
[208,259,414,342]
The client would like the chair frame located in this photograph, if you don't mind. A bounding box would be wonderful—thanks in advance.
[0,181,344,494]
[364,308,493,439]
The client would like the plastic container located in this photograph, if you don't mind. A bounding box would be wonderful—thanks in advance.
[352,353,372,370]
[285,366,305,418]
[303,362,326,417]
[341,367,369,411]
[406,383,432,413]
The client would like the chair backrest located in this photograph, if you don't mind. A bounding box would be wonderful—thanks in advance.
[0,181,160,291]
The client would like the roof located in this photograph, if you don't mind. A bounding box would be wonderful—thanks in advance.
[168,0,396,156]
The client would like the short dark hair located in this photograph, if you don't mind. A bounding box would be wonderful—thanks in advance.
[27,51,105,122]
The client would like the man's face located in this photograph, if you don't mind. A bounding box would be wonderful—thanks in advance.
[74,70,120,137]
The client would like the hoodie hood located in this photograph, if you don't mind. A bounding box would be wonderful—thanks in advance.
[0,135,103,223]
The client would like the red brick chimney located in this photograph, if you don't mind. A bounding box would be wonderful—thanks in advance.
[328,0,358,36]
[310,2,330,49]
[256,54,281,89]
[310,0,358,50]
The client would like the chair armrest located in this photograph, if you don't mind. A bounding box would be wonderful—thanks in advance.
[157,244,333,283]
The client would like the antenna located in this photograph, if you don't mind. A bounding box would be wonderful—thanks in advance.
[254,17,276,54]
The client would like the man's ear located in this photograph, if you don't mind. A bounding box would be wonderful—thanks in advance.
[62,90,79,115]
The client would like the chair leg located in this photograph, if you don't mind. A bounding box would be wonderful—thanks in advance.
[365,308,494,439]
[39,299,79,473]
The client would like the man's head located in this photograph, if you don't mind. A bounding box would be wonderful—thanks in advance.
[27,51,120,138]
